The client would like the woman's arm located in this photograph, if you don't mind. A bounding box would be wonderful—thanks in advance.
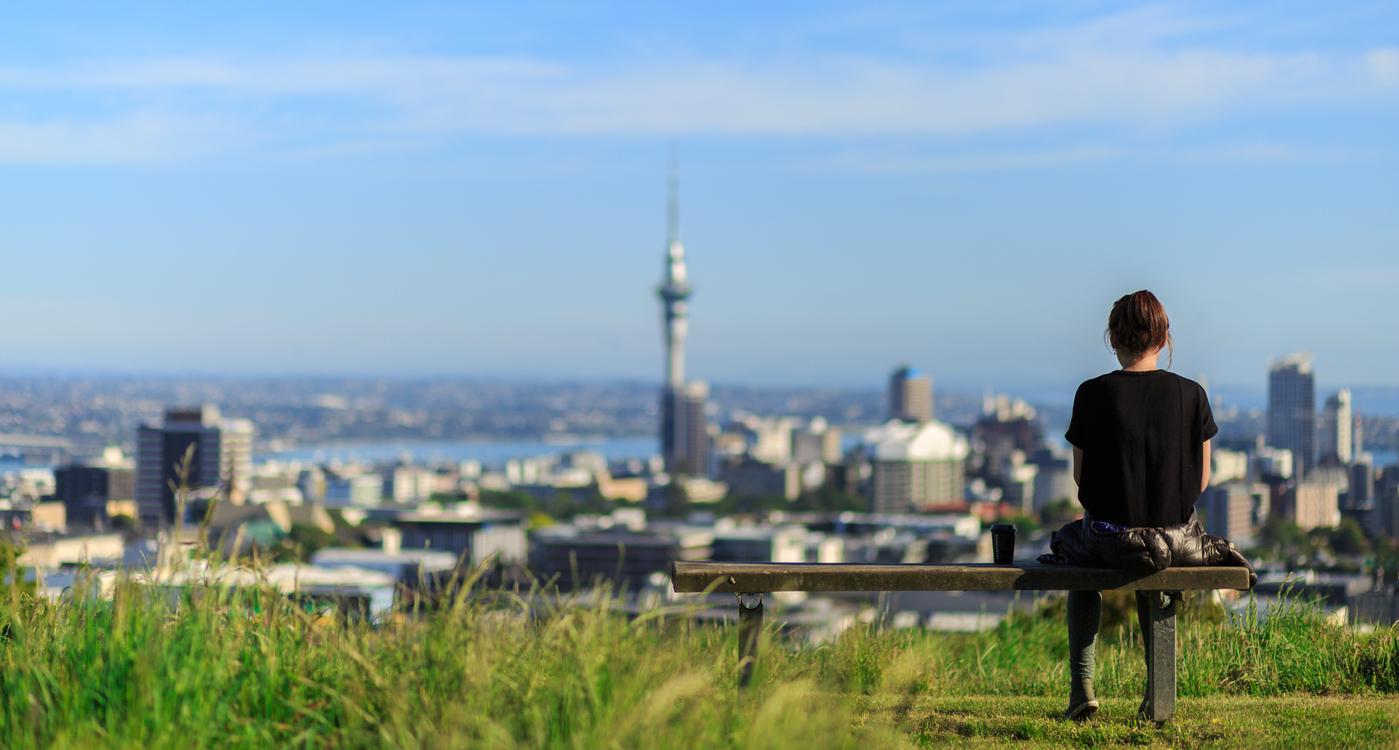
[1201,439,1212,492]
[1072,446,1083,486]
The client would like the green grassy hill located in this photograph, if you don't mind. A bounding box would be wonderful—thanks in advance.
[0,577,1395,748]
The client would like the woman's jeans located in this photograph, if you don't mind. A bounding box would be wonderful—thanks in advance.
[1067,590,1154,704]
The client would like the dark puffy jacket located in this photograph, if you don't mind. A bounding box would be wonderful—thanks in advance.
[1038,513,1257,588]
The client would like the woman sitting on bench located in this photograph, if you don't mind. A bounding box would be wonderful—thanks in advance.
[1057,290,1224,721]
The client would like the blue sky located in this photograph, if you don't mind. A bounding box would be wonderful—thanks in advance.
[1,2,1397,396]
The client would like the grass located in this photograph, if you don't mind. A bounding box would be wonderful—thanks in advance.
[0,573,1395,748]
[871,695,1399,748]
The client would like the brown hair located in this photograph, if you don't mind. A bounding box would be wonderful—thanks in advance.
[1106,290,1172,365]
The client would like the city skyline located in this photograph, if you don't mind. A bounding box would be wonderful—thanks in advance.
[2,3,1398,385]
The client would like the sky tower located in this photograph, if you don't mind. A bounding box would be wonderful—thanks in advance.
[657,170,708,477]
[658,170,690,391]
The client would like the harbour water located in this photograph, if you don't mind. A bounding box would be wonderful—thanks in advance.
[265,435,659,467]
[1,441,1395,474]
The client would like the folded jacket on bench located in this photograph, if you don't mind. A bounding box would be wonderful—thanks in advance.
[1038,512,1257,588]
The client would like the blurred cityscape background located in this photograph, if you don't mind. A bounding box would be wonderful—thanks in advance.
[3,2,1399,633]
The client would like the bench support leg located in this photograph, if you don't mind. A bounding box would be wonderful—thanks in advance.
[1142,591,1177,723]
[737,592,764,689]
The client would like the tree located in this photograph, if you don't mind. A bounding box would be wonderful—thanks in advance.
[1000,512,1042,536]
[1328,518,1371,557]
[271,523,338,563]
[1254,515,1304,563]
[656,481,690,518]
[1039,498,1081,529]
[109,513,138,532]
[793,488,864,513]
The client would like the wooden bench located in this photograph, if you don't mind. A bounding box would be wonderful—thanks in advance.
[670,561,1252,722]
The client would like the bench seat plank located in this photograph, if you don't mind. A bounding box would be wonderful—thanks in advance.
[671,561,1250,593]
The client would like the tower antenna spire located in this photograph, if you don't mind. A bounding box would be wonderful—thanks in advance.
[667,147,679,246]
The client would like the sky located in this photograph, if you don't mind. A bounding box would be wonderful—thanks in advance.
[1,1,1397,397]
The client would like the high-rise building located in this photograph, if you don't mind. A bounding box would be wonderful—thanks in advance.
[135,406,253,528]
[1267,353,1316,478]
[656,171,710,477]
[1348,457,1375,513]
[672,381,711,477]
[1320,388,1353,465]
[1373,467,1399,539]
[888,365,933,423]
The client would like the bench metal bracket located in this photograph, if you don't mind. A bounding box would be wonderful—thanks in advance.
[737,593,764,688]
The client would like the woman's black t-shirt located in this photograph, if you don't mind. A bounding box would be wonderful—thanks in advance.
[1065,370,1218,527]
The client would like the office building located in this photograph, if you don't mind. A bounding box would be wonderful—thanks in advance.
[53,464,135,528]
[866,419,969,513]
[718,456,801,501]
[1267,353,1315,477]
[791,416,843,465]
[1210,448,1249,486]
[710,526,842,564]
[324,471,383,507]
[1197,481,1269,548]
[1320,389,1353,465]
[1373,467,1399,539]
[739,416,796,465]
[297,466,326,504]
[1347,457,1375,513]
[1251,446,1294,480]
[666,381,710,477]
[528,525,712,589]
[394,508,526,566]
[888,365,934,423]
[135,406,253,528]
[1285,478,1341,530]
[1002,460,1038,514]
[1029,448,1076,511]
[972,402,1043,480]
[384,465,438,504]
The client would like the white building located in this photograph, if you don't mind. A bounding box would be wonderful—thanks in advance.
[1288,479,1341,530]
[1211,448,1249,486]
[385,466,437,504]
[865,420,970,513]
[1251,446,1294,481]
[743,415,798,465]
[1030,448,1076,511]
[791,416,842,465]
[1320,389,1353,465]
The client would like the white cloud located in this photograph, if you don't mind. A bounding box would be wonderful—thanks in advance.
[0,114,235,164]
[0,49,1346,136]
[1170,142,1378,164]
[818,145,1122,174]
[1369,48,1399,87]
[0,7,1394,164]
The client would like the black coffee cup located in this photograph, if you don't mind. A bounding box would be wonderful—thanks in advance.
[990,523,1016,565]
